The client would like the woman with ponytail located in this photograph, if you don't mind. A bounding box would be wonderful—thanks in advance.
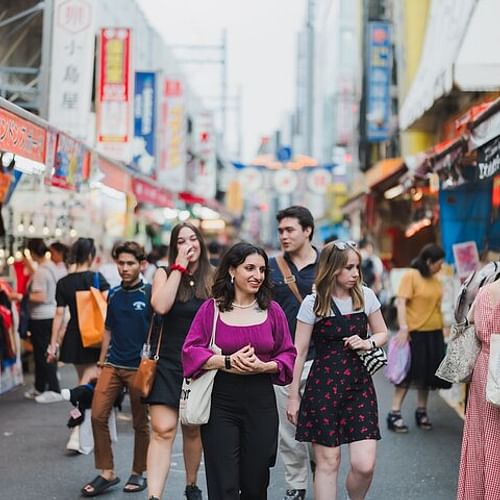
[387,243,450,433]
[47,238,110,452]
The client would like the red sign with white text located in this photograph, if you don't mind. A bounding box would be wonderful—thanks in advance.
[0,108,46,162]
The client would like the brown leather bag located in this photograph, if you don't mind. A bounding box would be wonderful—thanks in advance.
[134,316,164,398]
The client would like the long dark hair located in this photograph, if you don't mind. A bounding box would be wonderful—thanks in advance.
[411,243,445,277]
[212,242,273,312]
[168,222,212,302]
[69,238,96,265]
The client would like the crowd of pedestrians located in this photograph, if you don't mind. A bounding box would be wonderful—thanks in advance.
[14,204,499,500]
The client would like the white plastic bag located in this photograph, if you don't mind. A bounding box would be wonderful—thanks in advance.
[79,408,118,455]
[486,334,500,407]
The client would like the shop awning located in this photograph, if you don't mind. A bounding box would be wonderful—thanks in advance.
[469,97,500,149]
[341,190,367,216]
[399,0,500,130]
[365,158,407,191]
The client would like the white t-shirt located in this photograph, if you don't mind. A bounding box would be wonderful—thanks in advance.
[297,287,381,325]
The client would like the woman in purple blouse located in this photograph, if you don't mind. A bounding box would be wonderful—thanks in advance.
[183,242,297,500]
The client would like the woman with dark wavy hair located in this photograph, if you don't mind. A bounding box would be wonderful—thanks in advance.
[183,242,297,500]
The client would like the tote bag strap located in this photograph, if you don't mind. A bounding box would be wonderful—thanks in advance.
[209,299,219,348]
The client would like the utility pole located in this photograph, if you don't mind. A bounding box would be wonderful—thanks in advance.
[171,29,228,151]
[39,0,53,119]
[305,0,315,157]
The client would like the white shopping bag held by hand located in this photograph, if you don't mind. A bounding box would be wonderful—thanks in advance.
[486,334,500,407]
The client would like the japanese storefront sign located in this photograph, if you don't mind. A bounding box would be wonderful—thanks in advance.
[366,21,392,142]
[98,156,131,193]
[477,136,500,180]
[48,0,96,140]
[132,72,156,177]
[45,132,90,191]
[157,78,187,192]
[131,178,174,207]
[187,112,216,198]
[0,108,46,162]
[96,27,132,163]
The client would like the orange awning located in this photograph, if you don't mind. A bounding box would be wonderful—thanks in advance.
[365,158,407,190]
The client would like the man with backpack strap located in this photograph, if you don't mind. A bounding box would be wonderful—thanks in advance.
[269,206,319,500]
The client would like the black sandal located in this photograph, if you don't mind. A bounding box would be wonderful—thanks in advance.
[123,474,147,493]
[81,475,120,497]
[415,407,433,430]
[387,411,409,433]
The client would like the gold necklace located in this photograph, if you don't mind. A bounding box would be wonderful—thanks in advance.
[231,299,257,309]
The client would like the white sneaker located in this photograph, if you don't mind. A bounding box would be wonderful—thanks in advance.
[24,389,42,400]
[35,391,64,403]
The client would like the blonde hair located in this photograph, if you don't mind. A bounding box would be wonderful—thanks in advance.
[313,242,364,317]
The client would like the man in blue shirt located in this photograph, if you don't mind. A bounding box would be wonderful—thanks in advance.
[269,206,319,500]
[81,242,152,497]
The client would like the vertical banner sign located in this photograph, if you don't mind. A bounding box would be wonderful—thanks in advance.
[157,78,186,192]
[187,112,216,198]
[132,72,156,177]
[48,0,96,140]
[96,28,132,162]
[366,21,392,142]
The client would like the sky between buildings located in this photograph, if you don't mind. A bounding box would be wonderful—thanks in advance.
[138,0,306,162]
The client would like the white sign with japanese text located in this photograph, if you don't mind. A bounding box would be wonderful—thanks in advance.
[187,112,216,199]
[157,77,187,192]
[48,0,96,141]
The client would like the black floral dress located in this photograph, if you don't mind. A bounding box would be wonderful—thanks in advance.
[295,310,381,447]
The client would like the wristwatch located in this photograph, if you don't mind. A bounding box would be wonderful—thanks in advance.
[224,355,232,370]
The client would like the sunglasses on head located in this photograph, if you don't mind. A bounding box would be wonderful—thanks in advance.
[332,240,357,251]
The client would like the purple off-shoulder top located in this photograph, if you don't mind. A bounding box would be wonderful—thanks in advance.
[182,298,297,385]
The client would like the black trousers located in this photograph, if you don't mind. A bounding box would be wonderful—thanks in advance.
[201,372,278,500]
[29,318,60,393]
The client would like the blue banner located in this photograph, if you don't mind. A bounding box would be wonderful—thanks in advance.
[132,72,156,176]
[366,21,392,142]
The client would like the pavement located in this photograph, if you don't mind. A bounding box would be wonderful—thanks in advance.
[0,363,463,499]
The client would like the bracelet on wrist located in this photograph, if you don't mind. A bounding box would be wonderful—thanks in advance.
[224,355,232,370]
[171,263,188,274]
[370,339,377,350]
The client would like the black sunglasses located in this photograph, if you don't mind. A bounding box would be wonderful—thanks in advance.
[332,240,357,251]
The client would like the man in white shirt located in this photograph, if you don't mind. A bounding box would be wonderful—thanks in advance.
[25,239,63,403]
